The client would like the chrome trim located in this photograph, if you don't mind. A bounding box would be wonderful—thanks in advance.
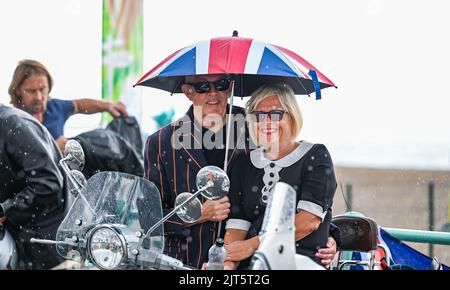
[86,224,127,270]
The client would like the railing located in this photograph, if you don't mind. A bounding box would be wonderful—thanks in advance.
[383,227,450,245]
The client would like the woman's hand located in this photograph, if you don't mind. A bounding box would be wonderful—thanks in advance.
[224,261,238,270]
[225,238,258,262]
[315,237,337,268]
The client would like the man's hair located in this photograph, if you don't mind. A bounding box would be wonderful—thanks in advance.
[8,59,53,107]
[245,83,303,145]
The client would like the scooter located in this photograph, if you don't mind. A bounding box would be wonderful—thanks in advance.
[30,140,230,270]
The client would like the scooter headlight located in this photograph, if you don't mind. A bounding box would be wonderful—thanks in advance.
[87,225,126,270]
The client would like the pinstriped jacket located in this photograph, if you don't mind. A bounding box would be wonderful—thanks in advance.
[144,105,250,268]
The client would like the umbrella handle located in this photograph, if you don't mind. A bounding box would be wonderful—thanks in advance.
[219,80,236,238]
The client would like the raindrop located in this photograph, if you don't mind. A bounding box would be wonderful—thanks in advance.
[325,169,332,175]
[265,65,269,69]
[307,166,313,172]
[186,236,193,242]
[31,170,37,176]
[188,158,192,163]
[181,244,187,251]
[311,156,315,160]
[251,185,259,192]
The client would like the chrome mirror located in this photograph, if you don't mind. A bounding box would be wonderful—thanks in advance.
[70,170,87,188]
[174,192,202,223]
[64,140,85,171]
[195,166,230,200]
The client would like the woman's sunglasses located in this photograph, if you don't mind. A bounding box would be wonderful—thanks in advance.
[187,78,231,94]
[251,109,288,122]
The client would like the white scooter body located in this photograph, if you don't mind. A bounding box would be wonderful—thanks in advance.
[251,182,324,270]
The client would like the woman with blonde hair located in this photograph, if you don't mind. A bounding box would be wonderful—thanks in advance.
[224,83,337,269]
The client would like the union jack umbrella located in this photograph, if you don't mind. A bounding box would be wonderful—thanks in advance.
[134,33,336,99]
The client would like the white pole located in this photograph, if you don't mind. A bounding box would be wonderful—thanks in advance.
[218,80,235,238]
[223,80,235,173]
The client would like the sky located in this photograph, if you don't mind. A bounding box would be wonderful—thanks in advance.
[1,0,449,170]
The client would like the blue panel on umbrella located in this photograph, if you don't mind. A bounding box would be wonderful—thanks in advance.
[257,48,298,77]
[159,47,196,76]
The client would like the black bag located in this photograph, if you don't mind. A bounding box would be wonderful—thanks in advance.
[72,117,144,178]
[106,116,143,160]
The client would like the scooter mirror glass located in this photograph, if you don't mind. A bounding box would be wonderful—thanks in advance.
[174,192,202,223]
[64,140,85,171]
[195,166,230,200]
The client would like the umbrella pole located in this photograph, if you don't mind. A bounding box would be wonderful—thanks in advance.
[218,80,236,238]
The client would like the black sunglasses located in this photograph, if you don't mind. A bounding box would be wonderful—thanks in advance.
[251,109,288,122]
[187,78,231,94]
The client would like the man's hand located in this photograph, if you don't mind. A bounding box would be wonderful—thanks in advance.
[107,101,128,118]
[199,196,230,222]
[225,239,257,262]
[315,237,337,268]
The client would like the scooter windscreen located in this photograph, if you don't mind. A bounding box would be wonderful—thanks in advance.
[259,182,297,236]
[56,171,164,260]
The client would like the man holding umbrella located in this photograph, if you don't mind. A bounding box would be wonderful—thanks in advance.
[144,74,245,268]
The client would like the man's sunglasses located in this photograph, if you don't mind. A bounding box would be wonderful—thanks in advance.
[186,78,231,94]
[251,109,288,122]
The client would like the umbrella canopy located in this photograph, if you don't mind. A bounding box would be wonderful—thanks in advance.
[134,35,336,98]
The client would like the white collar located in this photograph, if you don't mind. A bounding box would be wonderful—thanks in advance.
[250,141,315,169]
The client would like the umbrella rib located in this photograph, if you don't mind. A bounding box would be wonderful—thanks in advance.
[295,77,310,96]
[171,78,183,96]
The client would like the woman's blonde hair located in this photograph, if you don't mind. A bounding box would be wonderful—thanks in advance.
[245,83,302,145]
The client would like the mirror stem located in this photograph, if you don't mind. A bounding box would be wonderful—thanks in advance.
[146,181,214,236]
[30,238,78,247]
[59,157,95,214]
